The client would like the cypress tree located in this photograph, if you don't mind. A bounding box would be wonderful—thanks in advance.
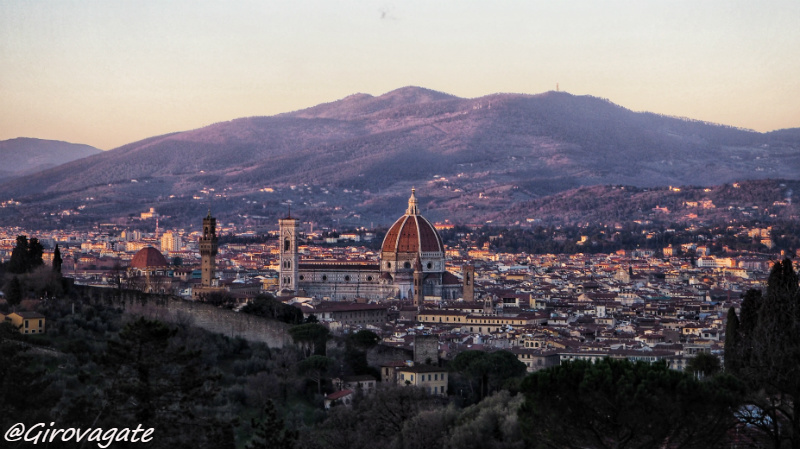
[52,244,63,274]
[723,306,740,373]
[737,260,800,448]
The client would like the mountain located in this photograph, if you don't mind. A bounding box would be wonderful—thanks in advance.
[0,87,798,229]
[0,138,102,182]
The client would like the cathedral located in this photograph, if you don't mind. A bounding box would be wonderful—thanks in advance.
[279,189,463,303]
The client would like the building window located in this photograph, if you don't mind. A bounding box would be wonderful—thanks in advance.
[322,275,327,281]
[344,275,350,282]
[367,275,373,281]
[427,262,432,269]
[299,275,304,281]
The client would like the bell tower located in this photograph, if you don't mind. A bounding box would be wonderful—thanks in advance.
[199,211,218,287]
[462,264,475,301]
[279,214,299,295]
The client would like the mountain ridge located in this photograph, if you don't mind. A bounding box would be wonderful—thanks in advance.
[0,87,797,228]
[0,138,102,183]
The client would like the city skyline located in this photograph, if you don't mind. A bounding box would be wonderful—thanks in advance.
[2,0,799,150]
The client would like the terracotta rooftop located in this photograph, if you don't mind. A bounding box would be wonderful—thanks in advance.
[130,247,168,269]
[381,190,444,255]
[325,389,354,400]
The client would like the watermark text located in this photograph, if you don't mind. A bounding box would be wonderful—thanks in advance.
[4,422,154,448]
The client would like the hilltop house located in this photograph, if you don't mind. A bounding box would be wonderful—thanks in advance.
[4,311,46,334]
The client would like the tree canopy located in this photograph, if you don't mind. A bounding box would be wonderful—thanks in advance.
[450,350,526,402]
[686,352,722,379]
[519,358,742,449]
[348,329,380,350]
[98,317,232,447]
[725,259,800,448]
[241,294,304,324]
[7,235,44,274]
[288,323,330,357]
[3,276,22,308]
[298,355,333,394]
[246,400,298,449]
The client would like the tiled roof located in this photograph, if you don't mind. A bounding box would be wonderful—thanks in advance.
[326,390,354,400]
[382,214,444,254]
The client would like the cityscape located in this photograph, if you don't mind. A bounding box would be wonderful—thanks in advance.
[1,183,798,447]
[2,2,800,449]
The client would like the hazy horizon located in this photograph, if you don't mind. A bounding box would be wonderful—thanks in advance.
[2,1,799,150]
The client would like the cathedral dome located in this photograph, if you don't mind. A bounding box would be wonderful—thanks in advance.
[381,189,444,255]
[130,247,168,269]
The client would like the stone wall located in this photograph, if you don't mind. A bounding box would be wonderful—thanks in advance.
[78,286,290,348]
[122,299,291,348]
[367,343,413,368]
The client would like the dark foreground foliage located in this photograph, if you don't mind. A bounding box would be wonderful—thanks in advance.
[0,287,759,449]
[725,259,800,449]
[519,358,743,449]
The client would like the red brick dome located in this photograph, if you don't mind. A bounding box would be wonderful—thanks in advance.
[381,189,444,254]
[130,247,168,269]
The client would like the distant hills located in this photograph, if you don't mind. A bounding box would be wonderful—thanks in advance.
[0,87,798,229]
[496,179,800,227]
[0,138,101,183]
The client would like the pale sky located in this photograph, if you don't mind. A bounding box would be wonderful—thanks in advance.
[1,1,799,150]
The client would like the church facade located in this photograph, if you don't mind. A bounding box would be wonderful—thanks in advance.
[279,189,462,303]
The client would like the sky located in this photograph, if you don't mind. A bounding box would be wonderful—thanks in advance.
[1,0,799,150]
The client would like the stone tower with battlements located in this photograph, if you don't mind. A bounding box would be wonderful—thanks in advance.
[199,212,218,288]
